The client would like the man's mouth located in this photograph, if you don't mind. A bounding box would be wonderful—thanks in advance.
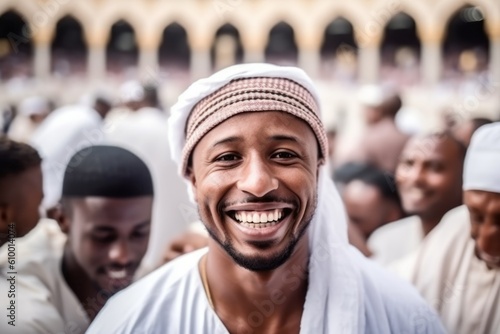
[404,188,431,202]
[477,250,500,267]
[107,269,128,279]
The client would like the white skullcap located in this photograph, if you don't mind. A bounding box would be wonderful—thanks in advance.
[168,63,322,176]
[119,80,145,103]
[18,96,50,116]
[357,85,384,107]
[463,122,500,193]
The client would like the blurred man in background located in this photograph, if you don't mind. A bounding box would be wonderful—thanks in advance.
[30,94,112,213]
[105,81,193,274]
[368,132,465,265]
[0,145,154,334]
[342,85,410,174]
[7,96,51,143]
[393,123,500,334]
[341,165,405,256]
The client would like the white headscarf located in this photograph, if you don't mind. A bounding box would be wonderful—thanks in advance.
[463,122,500,193]
[167,63,364,332]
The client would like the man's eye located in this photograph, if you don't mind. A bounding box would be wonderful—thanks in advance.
[215,154,240,162]
[92,234,115,243]
[273,151,296,159]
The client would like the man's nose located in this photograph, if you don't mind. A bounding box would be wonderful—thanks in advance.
[475,223,498,255]
[236,154,278,197]
[109,239,132,265]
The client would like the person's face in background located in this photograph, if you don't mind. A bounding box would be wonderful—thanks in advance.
[61,196,152,295]
[342,180,401,238]
[465,190,500,269]
[396,135,463,220]
[0,165,43,238]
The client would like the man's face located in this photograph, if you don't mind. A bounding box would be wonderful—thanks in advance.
[189,111,320,272]
[396,136,463,218]
[465,190,500,269]
[66,196,152,294]
[342,180,392,238]
[2,166,43,237]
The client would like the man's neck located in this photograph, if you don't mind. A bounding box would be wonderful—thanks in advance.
[419,207,456,236]
[61,247,102,320]
[204,238,309,333]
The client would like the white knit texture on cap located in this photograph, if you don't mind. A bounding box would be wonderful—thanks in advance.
[463,122,500,193]
[168,63,321,176]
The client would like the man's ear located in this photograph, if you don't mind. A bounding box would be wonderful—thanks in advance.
[0,204,13,244]
[48,204,69,234]
[317,158,325,178]
[186,167,198,203]
[0,203,11,225]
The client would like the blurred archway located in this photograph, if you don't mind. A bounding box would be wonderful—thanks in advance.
[159,23,190,80]
[211,23,243,70]
[51,16,86,77]
[106,20,138,76]
[265,22,298,65]
[380,12,420,85]
[320,17,357,82]
[0,10,32,79]
[443,5,489,79]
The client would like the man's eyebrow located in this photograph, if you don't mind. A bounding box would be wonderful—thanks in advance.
[269,135,303,145]
[211,136,243,148]
[93,221,150,232]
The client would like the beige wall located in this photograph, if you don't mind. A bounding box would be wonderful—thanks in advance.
[1,0,499,147]
[1,0,498,55]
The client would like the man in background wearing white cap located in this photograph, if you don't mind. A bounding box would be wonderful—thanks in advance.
[392,123,500,334]
[30,94,112,212]
[88,64,444,334]
[7,96,51,143]
[104,81,193,274]
[338,85,409,174]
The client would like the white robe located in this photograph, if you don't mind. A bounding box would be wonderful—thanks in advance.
[367,215,422,265]
[30,105,104,209]
[87,247,445,334]
[0,220,89,334]
[104,107,194,272]
[392,205,500,334]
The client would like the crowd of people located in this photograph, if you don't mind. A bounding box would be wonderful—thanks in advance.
[0,62,499,333]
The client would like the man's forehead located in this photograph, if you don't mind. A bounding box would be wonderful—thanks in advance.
[403,135,456,158]
[200,111,317,146]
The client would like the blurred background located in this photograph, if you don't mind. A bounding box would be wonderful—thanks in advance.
[0,0,499,159]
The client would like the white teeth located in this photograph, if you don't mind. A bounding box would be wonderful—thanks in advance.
[233,209,286,224]
[108,270,126,279]
[242,222,278,229]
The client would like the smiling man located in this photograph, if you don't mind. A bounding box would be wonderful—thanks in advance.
[0,145,154,334]
[368,132,465,265]
[88,64,444,334]
[392,123,500,334]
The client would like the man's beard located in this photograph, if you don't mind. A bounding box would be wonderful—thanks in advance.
[202,197,317,272]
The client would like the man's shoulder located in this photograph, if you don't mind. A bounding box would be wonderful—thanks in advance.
[367,216,422,265]
[87,249,207,333]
